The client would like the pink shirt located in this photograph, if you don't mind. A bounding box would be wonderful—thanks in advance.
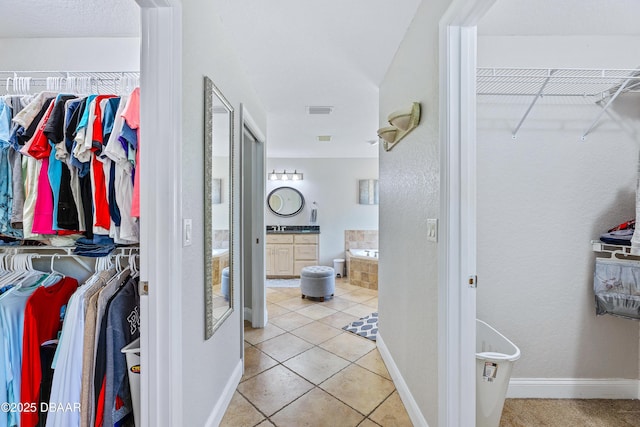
[121,87,140,218]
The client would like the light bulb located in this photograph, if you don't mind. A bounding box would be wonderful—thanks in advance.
[269,170,278,181]
[292,170,299,181]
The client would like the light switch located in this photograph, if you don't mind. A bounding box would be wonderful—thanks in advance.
[183,218,193,247]
[427,218,438,242]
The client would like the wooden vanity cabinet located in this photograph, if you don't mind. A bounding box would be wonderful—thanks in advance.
[266,233,319,278]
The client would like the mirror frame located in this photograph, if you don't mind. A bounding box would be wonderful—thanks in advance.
[204,76,234,340]
[267,186,305,217]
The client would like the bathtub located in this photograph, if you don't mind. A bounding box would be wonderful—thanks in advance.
[346,249,378,289]
[349,248,379,259]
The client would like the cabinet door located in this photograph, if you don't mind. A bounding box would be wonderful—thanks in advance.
[266,245,275,276]
[274,246,294,275]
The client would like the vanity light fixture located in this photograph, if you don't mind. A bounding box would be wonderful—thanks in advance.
[377,102,421,152]
[267,170,304,181]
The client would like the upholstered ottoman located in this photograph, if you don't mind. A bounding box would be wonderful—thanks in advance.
[221,267,230,301]
[300,266,335,302]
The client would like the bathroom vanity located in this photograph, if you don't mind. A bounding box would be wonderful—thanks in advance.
[266,226,320,278]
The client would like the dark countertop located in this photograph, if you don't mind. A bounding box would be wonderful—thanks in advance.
[266,225,320,234]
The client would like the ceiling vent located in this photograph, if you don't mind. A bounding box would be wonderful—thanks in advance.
[307,106,334,115]
[316,135,332,143]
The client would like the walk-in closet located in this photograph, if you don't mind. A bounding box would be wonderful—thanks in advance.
[0,69,143,427]
[476,0,640,414]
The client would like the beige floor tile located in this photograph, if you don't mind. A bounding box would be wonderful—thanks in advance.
[361,297,379,309]
[256,333,314,362]
[267,291,292,303]
[275,296,316,311]
[237,365,313,416]
[332,286,352,297]
[322,296,358,311]
[213,305,230,319]
[342,303,376,318]
[267,303,291,318]
[297,304,338,320]
[353,287,378,296]
[270,311,315,331]
[319,332,376,361]
[244,323,286,345]
[335,283,361,292]
[242,346,279,381]
[358,419,380,427]
[291,322,343,345]
[340,290,377,304]
[320,364,395,415]
[355,349,391,380]
[271,387,365,427]
[220,391,265,427]
[212,295,228,308]
[276,287,303,297]
[283,347,350,385]
[369,391,413,426]
[255,420,275,427]
[318,311,361,329]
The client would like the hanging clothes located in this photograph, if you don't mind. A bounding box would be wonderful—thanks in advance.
[0,86,141,248]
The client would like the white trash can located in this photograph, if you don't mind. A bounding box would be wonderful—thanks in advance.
[476,319,520,427]
[121,338,141,427]
[333,259,345,277]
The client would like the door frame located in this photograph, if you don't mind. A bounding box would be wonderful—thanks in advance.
[438,0,495,425]
[239,104,267,329]
[135,1,183,426]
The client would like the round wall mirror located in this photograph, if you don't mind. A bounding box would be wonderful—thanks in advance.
[267,187,305,217]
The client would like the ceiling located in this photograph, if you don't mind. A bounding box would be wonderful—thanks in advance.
[479,0,640,36]
[2,0,640,158]
[214,0,421,158]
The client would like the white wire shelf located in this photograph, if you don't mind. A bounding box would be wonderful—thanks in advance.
[477,67,640,139]
[477,68,640,98]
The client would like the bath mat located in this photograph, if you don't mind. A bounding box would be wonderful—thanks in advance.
[342,312,378,341]
[266,279,300,288]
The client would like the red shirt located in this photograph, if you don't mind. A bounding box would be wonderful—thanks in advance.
[20,277,78,427]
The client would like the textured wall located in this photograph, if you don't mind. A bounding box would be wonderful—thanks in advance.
[477,35,640,380]
[378,0,451,424]
[181,3,266,425]
[0,37,140,71]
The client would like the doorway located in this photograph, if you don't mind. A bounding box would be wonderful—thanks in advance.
[241,105,267,328]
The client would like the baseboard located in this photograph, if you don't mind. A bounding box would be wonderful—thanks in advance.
[377,333,429,427]
[204,359,243,427]
[507,378,640,399]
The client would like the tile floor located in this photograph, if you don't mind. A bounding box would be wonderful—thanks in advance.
[221,278,413,427]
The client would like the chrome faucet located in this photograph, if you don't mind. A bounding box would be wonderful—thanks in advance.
[280,225,286,231]
[271,226,278,231]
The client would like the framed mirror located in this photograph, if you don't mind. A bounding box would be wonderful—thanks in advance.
[204,76,234,340]
[267,187,305,217]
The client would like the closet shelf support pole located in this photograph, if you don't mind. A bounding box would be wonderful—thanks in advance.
[581,76,632,141]
[512,71,554,139]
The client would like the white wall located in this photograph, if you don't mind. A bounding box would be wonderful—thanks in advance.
[0,37,140,71]
[477,35,640,381]
[378,0,450,424]
[181,3,266,425]
[266,158,378,265]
